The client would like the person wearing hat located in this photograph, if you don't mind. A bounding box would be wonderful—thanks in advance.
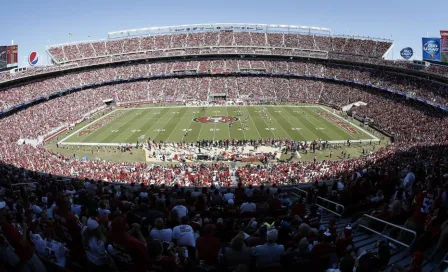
[82,217,110,271]
[311,230,335,265]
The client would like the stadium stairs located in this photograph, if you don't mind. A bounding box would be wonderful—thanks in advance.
[292,187,445,271]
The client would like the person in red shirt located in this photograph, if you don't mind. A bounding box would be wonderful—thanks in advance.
[53,195,85,261]
[0,205,47,271]
[196,224,221,266]
[335,225,354,258]
[311,231,334,265]
[291,197,306,217]
[403,182,436,236]
[107,216,148,272]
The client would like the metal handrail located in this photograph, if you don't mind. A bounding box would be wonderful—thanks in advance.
[438,252,448,268]
[292,187,308,199]
[358,214,417,248]
[11,182,37,188]
[315,196,345,217]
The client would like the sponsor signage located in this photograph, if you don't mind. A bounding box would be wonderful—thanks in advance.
[400,47,413,60]
[441,30,448,63]
[422,38,441,61]
[28,51,38,66]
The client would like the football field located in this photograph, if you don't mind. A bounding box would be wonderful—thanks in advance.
[59,105,379,146]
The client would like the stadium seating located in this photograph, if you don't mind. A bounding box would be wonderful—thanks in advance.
[1,59,448,113]
[1,27,448,272]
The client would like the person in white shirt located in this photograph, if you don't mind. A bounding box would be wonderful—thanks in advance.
[98,202,111,222]
[172,216,195,247]
[71,198,82,217]
[240,201,256,214]
[172,200,188,219]
[402,168,415,195]
[150,218,173,242]
[82,217,111,270]
[223,189,234,202]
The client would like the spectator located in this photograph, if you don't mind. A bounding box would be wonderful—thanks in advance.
[149,218,173,242]
[82,217,111,271]
[253,229,285,267]
[196,224,221,266]
[223,233,253,268]
[172,216,195,248]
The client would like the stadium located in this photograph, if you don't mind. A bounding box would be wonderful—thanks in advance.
[0,21,448,272]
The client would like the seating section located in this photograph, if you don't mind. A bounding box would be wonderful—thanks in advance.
[2,59,448,113]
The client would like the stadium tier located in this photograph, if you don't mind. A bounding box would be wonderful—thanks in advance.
[1,59,448,114]
[46,24,391,64]
[0,23,448,272]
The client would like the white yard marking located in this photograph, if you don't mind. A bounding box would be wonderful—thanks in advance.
[58,109,119,144]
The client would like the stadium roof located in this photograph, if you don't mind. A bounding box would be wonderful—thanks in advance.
[107,23,332,39]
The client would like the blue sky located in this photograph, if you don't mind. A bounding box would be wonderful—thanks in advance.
[1,0,446,66]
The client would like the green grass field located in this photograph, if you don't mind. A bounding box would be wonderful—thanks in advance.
[59,105,378,146]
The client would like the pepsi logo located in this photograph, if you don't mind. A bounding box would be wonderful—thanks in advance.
[28,51,38,66]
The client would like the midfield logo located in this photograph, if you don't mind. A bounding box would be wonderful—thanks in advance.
[194,115,239,124]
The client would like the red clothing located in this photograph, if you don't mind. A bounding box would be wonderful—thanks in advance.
[53,208,84,258]
[196,236,221,266]
[0,222,34,261]
[411,192,435,225]
[335,236,352,258]
[291,203,306,216]
[108,232,148,272]
[311,241,334,264]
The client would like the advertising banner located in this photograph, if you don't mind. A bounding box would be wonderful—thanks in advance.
[441,30,448,63]
[0,46,6,69]
[422,38,441,61]
[400,47,413,60]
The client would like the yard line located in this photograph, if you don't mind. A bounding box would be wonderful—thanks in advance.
[106,109,153,143]
[166,108,190,142]
[244,107,263,139]
[285,106,319,140]
[58,109,118,144]
[182,110,199,142]
[319,106,379,140]
[224,107,233,140]
[142,108,172,140]
[301,107,338,140]
[303,107,354,140]
[273,106,307,140]
[263,107,294,139]
[227,106,246,140]
[153,109,180,140]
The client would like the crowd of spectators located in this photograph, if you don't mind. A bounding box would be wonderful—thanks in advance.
[47,32,390,64]
[0,158,446,271]
[0,77,446,187]
[0,57,447,271]
[2,59,448,113]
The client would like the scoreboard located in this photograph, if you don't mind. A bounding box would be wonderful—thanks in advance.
[0,45,18,70]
